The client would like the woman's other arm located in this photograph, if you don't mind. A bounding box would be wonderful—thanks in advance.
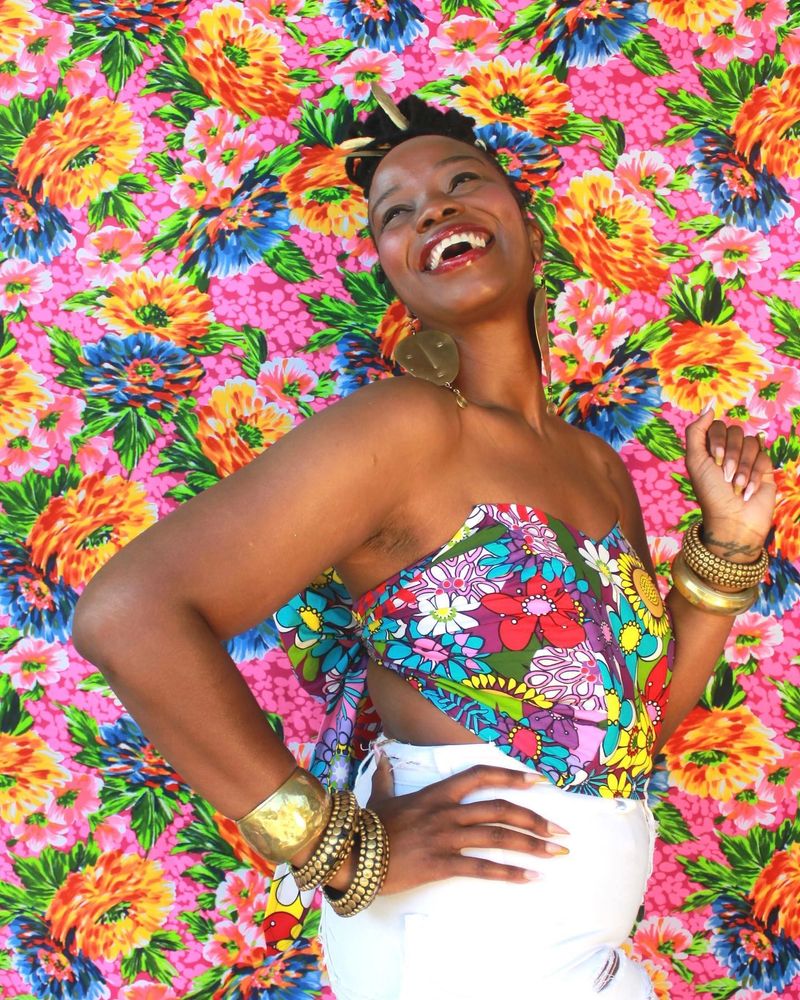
[609,408,776,755]
[72,377,454,820]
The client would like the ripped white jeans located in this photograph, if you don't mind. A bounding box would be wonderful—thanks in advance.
[320,738,657,1000]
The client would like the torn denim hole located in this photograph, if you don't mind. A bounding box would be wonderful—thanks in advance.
[593,948,621,993]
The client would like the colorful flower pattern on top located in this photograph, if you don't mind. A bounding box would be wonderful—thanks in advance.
[349,503,674,798]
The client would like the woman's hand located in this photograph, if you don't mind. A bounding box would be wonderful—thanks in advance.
[326,758,569,895]
[685,408,777,560]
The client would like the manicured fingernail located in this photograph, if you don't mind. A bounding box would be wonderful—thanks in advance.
[723,461,735,483]
[734,475,746,496]
[545,842,570,855]
[524,869,541,880]
[547,820,569,836]
[743,483,756,503]
[714,448,724,466]
[524,772,544,783]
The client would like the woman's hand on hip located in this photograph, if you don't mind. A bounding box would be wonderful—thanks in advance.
[329,758,568,894]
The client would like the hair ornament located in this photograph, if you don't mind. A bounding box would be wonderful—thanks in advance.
[370,82,410,130]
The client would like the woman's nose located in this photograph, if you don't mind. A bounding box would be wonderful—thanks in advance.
[416,198,461,232]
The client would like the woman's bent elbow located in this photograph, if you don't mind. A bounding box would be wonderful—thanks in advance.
[71,578,144,667]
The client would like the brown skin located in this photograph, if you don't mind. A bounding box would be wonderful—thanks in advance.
[72,134,776,896]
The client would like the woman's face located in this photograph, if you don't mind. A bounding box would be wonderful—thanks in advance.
[367,134,539,327]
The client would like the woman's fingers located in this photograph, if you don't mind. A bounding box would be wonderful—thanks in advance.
[432,763,545,803]
[744,449,777,503]
[454,797,566,838]
[451,820,568,858]
[447,856,541,883]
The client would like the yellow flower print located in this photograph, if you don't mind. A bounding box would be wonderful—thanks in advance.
[27,473,157,589]
[553,171,668,293]
[0,353,51,446]
[0,730,70,824]
[46,850,174,961]
[652,319,772,415]
[97,268,214,350]
[281,144,368,239]
[733,64,800,178]
[14,95,142,209]
[618,553,671,638]
[453,57,571,138]
[597,771,633,798]
[664,705,780,800]
[649,0,738,33]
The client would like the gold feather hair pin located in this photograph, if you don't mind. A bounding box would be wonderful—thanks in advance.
[370,82,410,130]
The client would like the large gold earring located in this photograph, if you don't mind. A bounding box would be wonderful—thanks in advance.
[394,316,468,408]
[533,262,557,416]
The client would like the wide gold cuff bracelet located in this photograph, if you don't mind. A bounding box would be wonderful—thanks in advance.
[235,766,331,865]
[672,553,760,616]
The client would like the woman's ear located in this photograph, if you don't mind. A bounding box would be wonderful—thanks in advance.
[526,219,544,263]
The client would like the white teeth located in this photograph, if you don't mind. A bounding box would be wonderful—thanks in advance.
[426,231,488,271]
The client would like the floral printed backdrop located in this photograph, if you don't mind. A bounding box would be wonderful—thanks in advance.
[0,0,799,997]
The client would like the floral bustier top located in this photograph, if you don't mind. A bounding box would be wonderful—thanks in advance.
[274,502,674,799]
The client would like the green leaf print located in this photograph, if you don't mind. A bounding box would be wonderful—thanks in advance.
[501,0,553,49]
[762,295,800,360]
[621,33,675,77]
[101,31,148,93]
[120,933,183,985]
[0,675,34,737]
[129,789,182,851]
[652,800,696,844]
[263,240,318,283]
[635,417,684,462]
[773,679,800,740]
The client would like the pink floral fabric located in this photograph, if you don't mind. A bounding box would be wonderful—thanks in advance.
[0,1,798,998]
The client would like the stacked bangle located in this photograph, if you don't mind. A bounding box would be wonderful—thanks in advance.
[323,807,390,917]
[672,552,760,616]
[682,521,768,589]
[291,790,359,891]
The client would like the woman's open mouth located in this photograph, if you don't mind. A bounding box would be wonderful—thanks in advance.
[421,228,494,273]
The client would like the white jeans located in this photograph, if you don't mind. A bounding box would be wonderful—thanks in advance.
[320,739,657,1000]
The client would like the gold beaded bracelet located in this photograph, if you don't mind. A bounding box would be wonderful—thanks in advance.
[323,808,390,917]
[235,767,331,865]
[672,553,760,616]
[291,790,359,891]
[682,521,768,589]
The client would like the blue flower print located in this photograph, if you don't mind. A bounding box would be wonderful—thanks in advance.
[708,894,800,994]
[323,0,427,53]
[8,915,108,1000]
[539,0,650,69]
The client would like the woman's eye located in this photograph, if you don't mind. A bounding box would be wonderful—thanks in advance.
[451,171,479,188]
[382,205,405,226]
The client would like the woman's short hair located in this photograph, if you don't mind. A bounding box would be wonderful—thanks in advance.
[344,94,528,213]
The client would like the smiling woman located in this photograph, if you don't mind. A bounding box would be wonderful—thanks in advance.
[70,82,778,1000]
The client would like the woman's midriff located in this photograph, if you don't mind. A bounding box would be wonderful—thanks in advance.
[366,658,483,745]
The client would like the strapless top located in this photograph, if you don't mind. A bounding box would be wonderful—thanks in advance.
[275,502,674,799]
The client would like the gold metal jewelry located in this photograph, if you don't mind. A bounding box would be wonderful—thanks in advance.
[291,790,359,891]
[323,807,390,917]
[394,317,468,408]
[672,553,759,616]
[682,521,768,589]
[235,767,331,865]
[370,82,410,130]
[532,263,557,416]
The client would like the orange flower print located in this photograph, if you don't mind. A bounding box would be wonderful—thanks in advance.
[183,2,297,119]
[0,353,52,445]
[553,171,668,293]
[195,379,294,477]
[664,705,780,800]
[453,57,571,139]
[750,842,800,939]
[773,458,800,562]
[27,473,157,589]
[97,268,213,349]
[652,320,772,415]
[733,64,800,179]
[281,144,368,239]
[649,0,738,33]
[14,95,142,209]
[0,730,70,824]
[46,850,174,961]
[213,809,275,875]
[375,298,409,359]
[0,0,41,60]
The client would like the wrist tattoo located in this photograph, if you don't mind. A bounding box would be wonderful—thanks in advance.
[701,529,762,560]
